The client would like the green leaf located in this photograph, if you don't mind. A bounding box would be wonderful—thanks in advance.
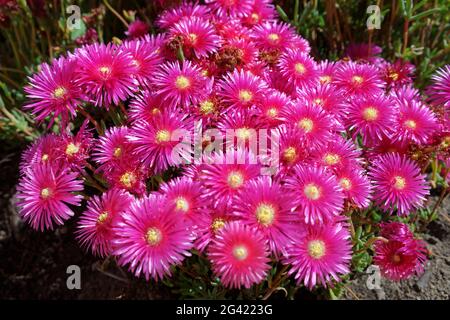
[276,5,289,22]
[410,7,443,21]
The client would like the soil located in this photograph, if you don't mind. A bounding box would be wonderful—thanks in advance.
[1,147,449,300]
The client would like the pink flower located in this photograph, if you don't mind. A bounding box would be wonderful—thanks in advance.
[76,43,138,107]
[336,166,372,209]
[381,59,415,88]
[278,49,318,89]
[256,90,292,128]
[113,194,194,281]
[334,61,385,96]
[169,17,221,59]
[152,60,209,109]
[24,56,82,124]
[20,134,61,173]
[125,19,149,39]
[284,222,352,289]
[241,0,275,27]
[76,189,133,257]
[58,122,93,171]
[369,153,429,215]
[128,90,166,124]
[208,221,271,288]
[217,69,267,110]
[313,136,362,173]
[251,21,297,52]
[426,65,450,108]
[233,176,299,255]
[205,0,253,18]
[344,43,382,64]
[157,2,211,29]
[17,164,83,231]
[285,165,344,224]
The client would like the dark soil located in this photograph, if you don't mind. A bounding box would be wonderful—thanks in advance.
[1,147,449,300]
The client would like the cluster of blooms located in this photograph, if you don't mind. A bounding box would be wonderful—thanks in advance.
[17,0,449,290]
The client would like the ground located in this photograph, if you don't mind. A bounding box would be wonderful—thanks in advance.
[1,148,449,300]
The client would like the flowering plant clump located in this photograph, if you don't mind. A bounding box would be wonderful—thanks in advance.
[16,0,449,298]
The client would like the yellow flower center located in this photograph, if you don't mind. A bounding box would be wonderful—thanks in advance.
[200,100,215,114]
[239,89,253,103]
[175,197,190,213]
[319,75,332,84]
[236,127,252,140]
[295,63,306,74]
[40,188,51,199]
[324,153,340,165]
[53,86,67,98]
[283,146,297,163]
[363,107,379,121]
[65,143,79,156]
[155,129,171,144]
[268,33,279,42]
[389,72,399,81]
[404,119,417,130]
[175,75,190,89]
[308,240,326,259]
[266,107,278,118]
[113,147,122,158]
[120,172,136,188]
[255,203,275,226]
[352,75,364,84]
[227,171,244,189]
[314,98,323,106]
[99,66,111,78]
[211,218,226,234]
[392,254,402,264]
[393,176,406,190]
[340,177,352,190]
[251,12,260,22]
[188,33,197,43]
[151,107,161,115]
[146,227,162,246]
[41,154,49,162]
[304,183,320,200]
[97,211,108,224]
[233,245,248,261]
[298,118,314,133]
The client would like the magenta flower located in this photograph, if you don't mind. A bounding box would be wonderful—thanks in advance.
[20,134,61,173]
[344,43,382,64]
[241,0,275,27]
[24,56,82,124]
[218,69,267,110]
[233,176,299,255]
[76,43,138,107]
[128,90,166,124]
[336,166,372,209]
[152,60,209,109]
[169,17,221,59]
[426,65,450,108]
[251,21,297,52]
[157,2,211,29]
[285,165,344,224]
[278,49,318,89]
[283,222,352,289]
[17,164,83,231]
[381,59,415,88]
[313,136,362,173]
[76,189,133,257]
[208,221,271,288]
[205,0,253,18]
[334,61,385,96]
[369,153,429,215]
[113,194,194,281]
[256,89,292,128]
[125,19,149,39]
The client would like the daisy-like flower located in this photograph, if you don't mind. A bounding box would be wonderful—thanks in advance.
[277,126,310,169]
[20,134,61,173]
[16,164,83,231]
[106,162,148,196]
[233,176,298,255]
[128,90,166,124]
[113,194,194,281]
[241,0,275,27]
[344,43,382,64]
[313,136,362,173]
[281,103,333,148]
[214,38,258,72]
[317,60,338,85]
[59,122,93,171]
[278,49,318,89]
[391,99,437,145]
[381,59,415,88]
[217,109,261,148]
[92,126,135,172]
[197,148,261,204]
[205,0,253,18]
[195,202,234,252]
[335,166,372,209]
[365,132,409,159]
[160,177,205,227]
[125,19,149,39]
[121,39,162,88]
[128,110,192,173]
[208,221,271,288]
[283,222,352,289]
[334,61,385,96]
[374,222,427,281]
[24,56,82,124]
[217,69,267,110]
[426,65,450,108]
[284,165,344,224]
[346,93,396,143]
[251,21,297,52]
[153,60,209,109]
[368,153,429,215]
[76,43,138,107]
[256,90,292,128]
[76,189,133,257]
[170,17,221,59]
[157,2,210,29]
